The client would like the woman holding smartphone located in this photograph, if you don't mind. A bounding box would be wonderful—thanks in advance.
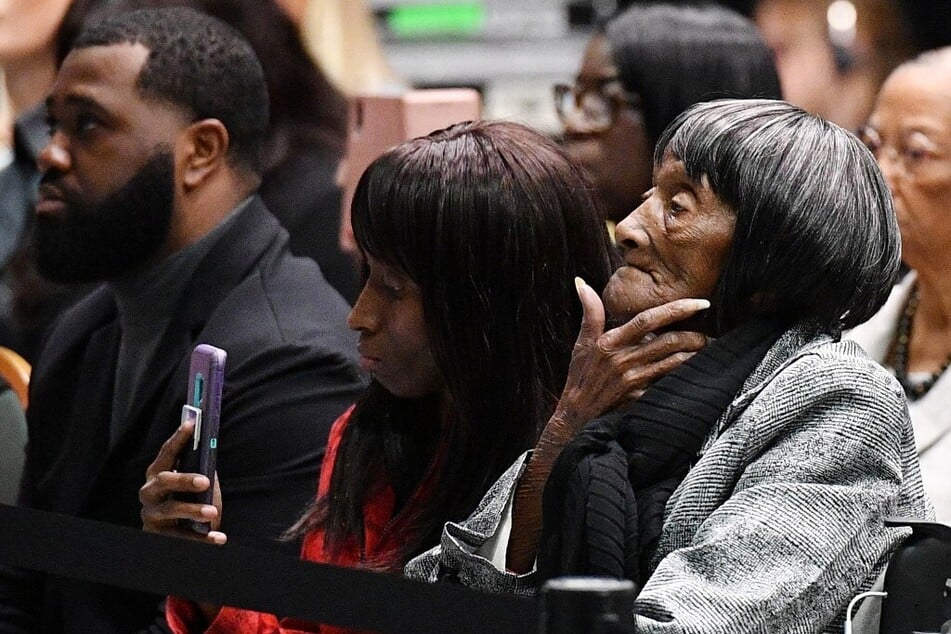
[139,120,707,632]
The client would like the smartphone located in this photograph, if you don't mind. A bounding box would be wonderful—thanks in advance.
[176,343,227,534]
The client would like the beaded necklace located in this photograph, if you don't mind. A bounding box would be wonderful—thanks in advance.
[887,283,951,401]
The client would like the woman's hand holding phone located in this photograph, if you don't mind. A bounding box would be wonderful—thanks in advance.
[139,419,227,546]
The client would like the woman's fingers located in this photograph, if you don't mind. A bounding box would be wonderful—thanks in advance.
[145,420,195,479]
[619,349,700,393]
[139,424,226,545]
[140,486,222,545]
[619,329,708,364]
[556,289,713,433]
[140,495,218,528]
[139,470,210,505]
[573,277,606,349]
[141,512,226,546]
[573,326,707,396]
[140,469,214,522]
[206,531,227,546]
[605,298,711,348]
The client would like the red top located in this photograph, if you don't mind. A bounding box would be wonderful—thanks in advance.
[166,405,441,633]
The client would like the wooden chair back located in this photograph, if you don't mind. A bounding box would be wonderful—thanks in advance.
[0,347,30,409]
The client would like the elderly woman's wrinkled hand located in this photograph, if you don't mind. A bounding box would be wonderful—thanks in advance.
[139,420,227,546]
[548,278,710,443]
[505,278,710,573]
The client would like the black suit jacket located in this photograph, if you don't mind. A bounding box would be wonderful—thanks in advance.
[0,197,366,632]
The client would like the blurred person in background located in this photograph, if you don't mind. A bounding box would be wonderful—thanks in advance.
[849,47,951,524]
[753,0,920,133]
[0,0,94,360]
[556,1,781,232]
[274,0,405,265]
[0,0,70,125]
[286,0,404,96]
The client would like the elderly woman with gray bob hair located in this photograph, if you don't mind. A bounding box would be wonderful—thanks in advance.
[406,99,932,633]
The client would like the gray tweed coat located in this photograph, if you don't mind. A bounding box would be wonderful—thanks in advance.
[405,324,933,633]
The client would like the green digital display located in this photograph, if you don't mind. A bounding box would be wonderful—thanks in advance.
[387,2,484,36]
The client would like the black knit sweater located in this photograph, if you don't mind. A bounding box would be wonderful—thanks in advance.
[536,319,785,586]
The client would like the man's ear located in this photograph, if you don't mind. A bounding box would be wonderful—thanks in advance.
[181,118,229,190]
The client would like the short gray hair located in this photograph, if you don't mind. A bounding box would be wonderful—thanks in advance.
[655,98,900,333]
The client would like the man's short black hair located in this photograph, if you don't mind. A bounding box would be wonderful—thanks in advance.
[72,7,269,174]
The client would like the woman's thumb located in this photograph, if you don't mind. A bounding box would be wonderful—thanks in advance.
[574,277,605,344]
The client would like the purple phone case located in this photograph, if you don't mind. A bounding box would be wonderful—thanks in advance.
[177,343,226,534]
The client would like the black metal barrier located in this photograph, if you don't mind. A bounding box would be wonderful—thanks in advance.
[10,504,948,632]
[0,504,537,633]
[0,504,641,633]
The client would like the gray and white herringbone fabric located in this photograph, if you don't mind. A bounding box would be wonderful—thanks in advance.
[405,324,933,633]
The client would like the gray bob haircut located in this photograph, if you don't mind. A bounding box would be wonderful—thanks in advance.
[655,98,900,334]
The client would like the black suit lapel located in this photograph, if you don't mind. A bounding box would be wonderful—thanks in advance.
[111,197,284,449]
[32,319,121,514]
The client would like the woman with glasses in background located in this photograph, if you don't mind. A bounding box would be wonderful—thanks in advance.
[849,47,951,523]
[554,2,782,234]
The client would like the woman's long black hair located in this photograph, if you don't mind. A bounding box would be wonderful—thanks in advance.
[295,120,616,569]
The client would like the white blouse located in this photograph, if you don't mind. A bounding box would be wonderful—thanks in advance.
[846,271,951,524]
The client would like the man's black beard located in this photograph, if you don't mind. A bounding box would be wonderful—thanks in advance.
[33,150,175,283]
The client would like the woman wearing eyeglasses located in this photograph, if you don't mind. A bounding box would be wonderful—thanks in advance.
[555,2,781,229]
[848,47,951,524]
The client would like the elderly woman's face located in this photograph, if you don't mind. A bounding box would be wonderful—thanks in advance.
[603,155,735,324]
[861,63,951,271]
